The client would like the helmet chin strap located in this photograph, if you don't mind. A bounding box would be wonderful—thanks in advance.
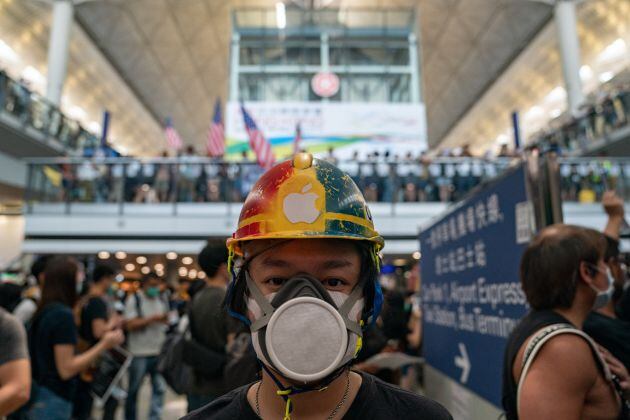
[259,360,352,420]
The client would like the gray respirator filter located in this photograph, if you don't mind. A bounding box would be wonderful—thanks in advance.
[245,273,364,383]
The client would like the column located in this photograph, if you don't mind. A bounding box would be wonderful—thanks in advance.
[46,0,74,106]
[408,33,421,103]
[554,0,584,115]
[229,33,240,102]
[320,32,329,103]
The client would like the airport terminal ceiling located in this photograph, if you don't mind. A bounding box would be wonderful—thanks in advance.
[70,0,552,153]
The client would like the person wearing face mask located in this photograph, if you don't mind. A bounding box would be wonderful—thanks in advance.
[582,191,630,372]
[182,153,451,420]
[123,272,169,420]
[502,225,627,420]
[73,264,124,420]
[26,256,124,420]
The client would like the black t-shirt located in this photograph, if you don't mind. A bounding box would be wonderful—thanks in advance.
[79,296,109,345]
[584,311,630,371]
[29,303,78,401]
[182,371,452,420]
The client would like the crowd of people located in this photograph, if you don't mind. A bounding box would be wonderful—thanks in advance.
[0,244,427,419]
[32,147,630,207]
[1,152,630,420]
[528,82,630,155]
[0,67,100,153]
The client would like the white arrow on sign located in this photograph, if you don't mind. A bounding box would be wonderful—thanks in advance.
[454,342,471,384]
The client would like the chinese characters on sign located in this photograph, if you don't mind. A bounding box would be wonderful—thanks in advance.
[419,164,531,407]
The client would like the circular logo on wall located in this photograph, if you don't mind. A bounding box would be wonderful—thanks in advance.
[311,72,340,98]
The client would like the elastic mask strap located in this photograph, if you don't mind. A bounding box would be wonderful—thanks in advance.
[226,260,251,326]
[245,271,276,332]
[260,361,352,419]
[338,281,365,336]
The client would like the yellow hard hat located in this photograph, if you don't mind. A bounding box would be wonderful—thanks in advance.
[227,153,383,256]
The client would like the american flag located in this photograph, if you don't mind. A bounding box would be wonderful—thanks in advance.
[164,118,183,150]
[292,121,302,155]
[207,99,224,157]
[241,104,275,169]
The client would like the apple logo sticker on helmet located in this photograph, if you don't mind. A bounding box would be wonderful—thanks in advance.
[283,183,320,224]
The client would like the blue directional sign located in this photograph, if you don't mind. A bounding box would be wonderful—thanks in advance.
[419,164,532,407]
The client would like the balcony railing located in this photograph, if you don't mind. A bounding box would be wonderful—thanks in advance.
[23,157,630,215]
[0,71,101,154]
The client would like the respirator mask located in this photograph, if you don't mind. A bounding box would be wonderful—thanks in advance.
[245,272,364,384]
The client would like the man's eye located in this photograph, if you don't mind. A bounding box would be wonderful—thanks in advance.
[323,278,344,288]
[268,278,287,286]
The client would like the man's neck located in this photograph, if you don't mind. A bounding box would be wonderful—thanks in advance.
[252,368,362,419]
[205,276,227,289]
[553,286,596,329]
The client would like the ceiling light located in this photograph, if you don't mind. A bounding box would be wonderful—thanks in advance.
[115,274,124,282]
[495,134,509,144]
[0,40,19,63]
[188,269,197,278]
[525,106,544,121]
[198,271,206,279]
[598,71,614,83]
[178,267,188,277]
[579,65,593,80]
[125,263,135,272]
[115,251,127,260]
[97,251,110,259]
[182,256,193,265]
[393,258,407,266]
[276,2,286,29]
[166,252,178,260]
[136,256,147,264]
[141,266,150,275]
[67,105,87,121]
[597,38,626,64]
[22,66,45,87]
[88,121,101,133]
[412,251,421,260]
[154,263,164,271]
[544,86,566,104]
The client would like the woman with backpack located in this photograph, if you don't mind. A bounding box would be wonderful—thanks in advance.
[26,256,123,420]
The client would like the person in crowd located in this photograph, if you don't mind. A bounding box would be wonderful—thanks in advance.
[184,241,232,412]
[73,264,123,420]
[324,147,338,165]
[123,272,169,420]
[0,275,23,314]
[0,307,30,417]
[27,256,124,419]
[178,146,200,202]
[502,225,627,419]
[183,153,451,419]
[13,256,49,324]
[583,192,630,371]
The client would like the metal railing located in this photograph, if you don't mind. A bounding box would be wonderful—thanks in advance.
[23,157,630,215]
[0,71,101,153]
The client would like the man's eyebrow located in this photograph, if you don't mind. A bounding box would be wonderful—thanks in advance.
[320,259,353,270]
[259,257,292,268]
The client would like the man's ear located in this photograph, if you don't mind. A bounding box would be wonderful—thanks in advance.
[578,261,596,286]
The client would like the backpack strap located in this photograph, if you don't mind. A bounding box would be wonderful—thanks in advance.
[134,292,143,318]
[516,323,612,416]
